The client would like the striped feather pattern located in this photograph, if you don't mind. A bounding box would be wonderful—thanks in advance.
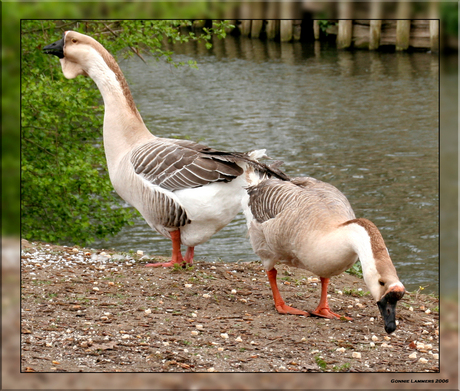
[145,187,190,228]
[247,177,355,224]
[131,138,243,192]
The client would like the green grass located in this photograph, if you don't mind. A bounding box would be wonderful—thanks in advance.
[345,262,363,278]
[315,356,327,371]
[333,362,350,372]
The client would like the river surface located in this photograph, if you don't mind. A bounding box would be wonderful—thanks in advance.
[93,37,439,294]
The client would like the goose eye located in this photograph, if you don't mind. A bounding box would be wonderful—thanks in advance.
[379,280,385,286]
[71,38,77,43]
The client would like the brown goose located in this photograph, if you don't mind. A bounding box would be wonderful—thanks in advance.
[243,177,405,333]
[43,31,288,267]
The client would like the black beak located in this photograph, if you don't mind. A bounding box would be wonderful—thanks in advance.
[43,37,64,58]
[377,289,404,334]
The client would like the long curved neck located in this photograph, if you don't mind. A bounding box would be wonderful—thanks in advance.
[84,47,154,172]
[341,218,399,300]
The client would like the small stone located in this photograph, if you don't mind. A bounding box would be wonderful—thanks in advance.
[191,313,197,318]
[101,316,108,321]
[381,343,390,348]
[422,329,429,334]
[184,284,192,288]
[311,350,319,354]
[203,294,211,298]
[220,333,229,339]
[369,317,374,322]
[196,324,204,330]
[137,250,143,256]
[371,335,379,342]
[352,352,361,359]
[66,329,72,334]
[409,306,414,311]
[217,347,224,352]
[336,347,346,353]
[419,358,428,364]
[52,360,60,365]
[425,344,433,350]
[384,336,391,341]
[239,298,247,303]
[121,335,129,339]
[144,309,151,314]
[191,330,199,336]
[107,281,115,286]
[370,342,375,347]
[432,353,439,360]
[163,341,169,346]
[235,336,243,342]
[207,367,215,372]
[409,352,417,359]
[210,266,216,270]
[72,248,79,253]
[425,309,431,314]
[337,290,343,295]
[300,337,306,342]
[231,289,237,294]
[84,252,91,256]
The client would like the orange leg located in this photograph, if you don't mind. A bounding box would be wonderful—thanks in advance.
[184,246,194,265]
[267,268,309,316]
[310,277,352,320]
[145,230,185,268]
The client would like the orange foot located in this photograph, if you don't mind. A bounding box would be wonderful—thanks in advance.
[276,303,310,317]
[311,307,352,321]
[145,259,186,268]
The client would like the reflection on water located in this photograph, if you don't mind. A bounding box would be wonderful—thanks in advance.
[93,36,439,294]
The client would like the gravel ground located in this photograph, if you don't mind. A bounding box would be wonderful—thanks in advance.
[20,239,440,373]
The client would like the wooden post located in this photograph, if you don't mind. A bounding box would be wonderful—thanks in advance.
[240,20,252,37]
[251,20,263,39]
[369,1,382,50]
[337,2,352,49]
[313,20,320,40]
[369,20,382,50]
[280,20,293,42]
[396,20,411,51]
[293,20,302,41]
[250,2,264,39]
[266,2,279,40]
[337,20,353,49]
[396,1,410,51]
[429,2,439,52]
[266,20,280,40]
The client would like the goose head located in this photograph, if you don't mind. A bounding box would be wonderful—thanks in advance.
[374,277,405,334]
[43,31,106,79]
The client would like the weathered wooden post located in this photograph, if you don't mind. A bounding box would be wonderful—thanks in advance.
[293,20,302,41]
[280,20,293,42]
[313,20,320,40]
[429,2,439,52]
[396,1,411,51]
[337,2,353,49]
[369,1,382,50]
[250,2,264,39]
[266,2,280,40]
[240,20,252,37]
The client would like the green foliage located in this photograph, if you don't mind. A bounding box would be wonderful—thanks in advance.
[21,20,231,245]
[345,261,363,278]
[314,355,327,371]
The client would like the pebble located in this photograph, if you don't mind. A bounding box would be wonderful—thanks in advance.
[235,336,243,342]
[72,248,79,253]
[231,289,237,294]
[369,342,375,347]
[409,306,414,311]
[207,367,215,372]
[144,309,151,314]
[336,347,346,353]
[383,336,391,341]
[220,333,229,339]
[409,352,417,359]
[191,331,199,336]
[381,343,390,348]
[352,352,361,359]
[217,347,224,352]
[195,324,204,330]
[425,309,431,314]
[210,266,216,270]
[419,358,428,364]
[137,250,143,256]
[184,284,192,288]
[371,335,379,342]
[369,317,374,322]
[432,353,439,360]
[191,313,197,318]
[92,287,99,291]
[203,294,211,298]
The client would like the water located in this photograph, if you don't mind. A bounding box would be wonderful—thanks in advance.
[93,37,439,294]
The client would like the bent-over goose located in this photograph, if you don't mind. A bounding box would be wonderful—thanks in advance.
[243,177,405,334]
[43,31,288,267]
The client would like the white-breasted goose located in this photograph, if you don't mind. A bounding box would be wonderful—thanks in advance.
[243,177,405,334]
[43,31,288,267]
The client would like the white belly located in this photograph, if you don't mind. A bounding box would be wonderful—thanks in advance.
[175,175,247,247]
